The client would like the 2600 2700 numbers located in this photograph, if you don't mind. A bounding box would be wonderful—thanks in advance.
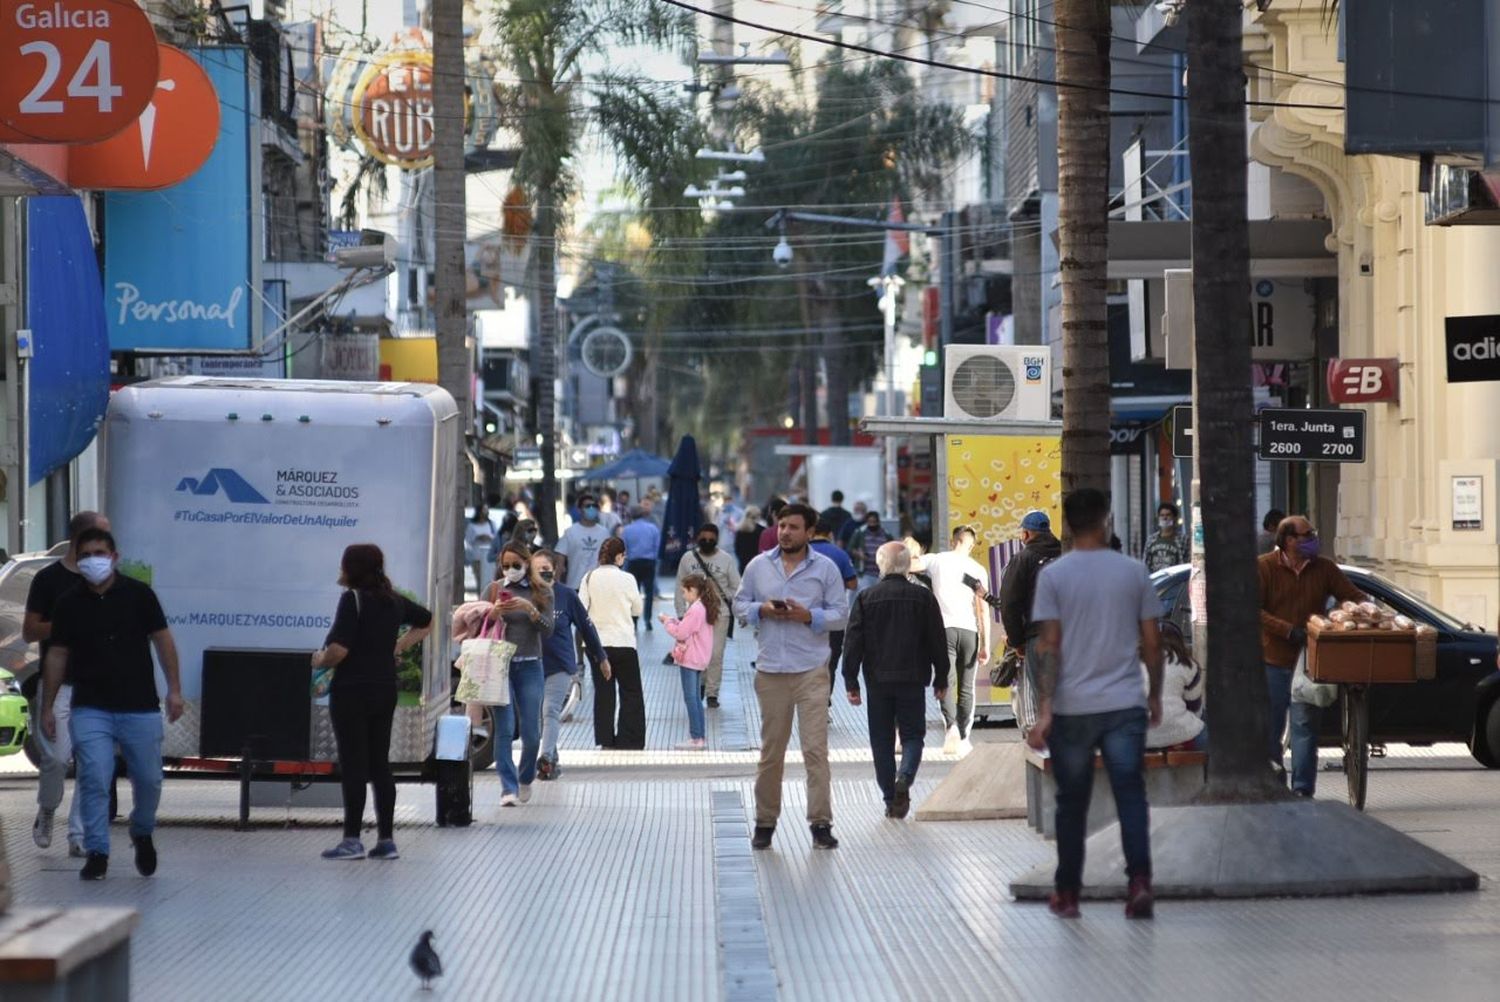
[1265,441,1301,455]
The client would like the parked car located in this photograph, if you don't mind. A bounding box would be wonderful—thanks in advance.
[1150,563,1500,766]
[0,666,26,756]
[0,544,68,765]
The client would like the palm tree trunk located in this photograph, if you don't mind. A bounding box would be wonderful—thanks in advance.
[821,299,851,446]
[1055,0,1113,534]
[433,0,471,602]
[534,191,561,543]
[1187,0,1279,799]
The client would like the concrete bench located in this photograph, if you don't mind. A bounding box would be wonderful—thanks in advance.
[1024,746,1207,838]
[0,907,138,1002]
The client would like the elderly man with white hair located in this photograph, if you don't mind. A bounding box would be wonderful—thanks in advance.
[841,541,949,819]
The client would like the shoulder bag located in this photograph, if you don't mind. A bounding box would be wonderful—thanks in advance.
[454,610,517,706]
[690,550,734,638]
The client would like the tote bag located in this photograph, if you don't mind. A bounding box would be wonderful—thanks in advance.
[454,612,517,706]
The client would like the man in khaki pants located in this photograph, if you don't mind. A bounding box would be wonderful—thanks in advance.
[733,502,849,851]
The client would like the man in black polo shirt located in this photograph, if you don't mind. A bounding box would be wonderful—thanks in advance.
[27,510,109,857]
[39,528,183,881]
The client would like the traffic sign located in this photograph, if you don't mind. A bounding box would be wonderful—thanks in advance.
[1171,404,1193,458]
[1258,408,1366,463]
[0,0,160,143]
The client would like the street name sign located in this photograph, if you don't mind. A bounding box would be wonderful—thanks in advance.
[1258,408,1366,463]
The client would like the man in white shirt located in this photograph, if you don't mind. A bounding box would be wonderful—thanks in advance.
[917,525,990,756]
[557,492,614,588]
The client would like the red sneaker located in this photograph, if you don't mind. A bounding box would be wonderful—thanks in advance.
[1124,876,1154,919]
[1048,889,1081,919]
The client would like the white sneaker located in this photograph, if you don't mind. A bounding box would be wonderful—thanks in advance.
[942,725,960,755]
[32,808,54,849]
[517,784,533,804]
[957,737,974,758]
[500,792,519,807]
[68,839,85,858]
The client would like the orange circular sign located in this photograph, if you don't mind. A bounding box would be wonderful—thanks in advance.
[0,0,160,142]
[353,51,437,169]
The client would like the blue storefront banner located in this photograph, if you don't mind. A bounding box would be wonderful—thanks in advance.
[103,47,257,351]
[27,196,112,485]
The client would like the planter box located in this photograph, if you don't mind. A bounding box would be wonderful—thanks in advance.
[1306,625,1434,684]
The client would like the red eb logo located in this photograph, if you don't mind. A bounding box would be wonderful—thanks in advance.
[1326,358,1399,404]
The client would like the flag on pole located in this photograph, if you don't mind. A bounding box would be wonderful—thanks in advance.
[880,198,909,277]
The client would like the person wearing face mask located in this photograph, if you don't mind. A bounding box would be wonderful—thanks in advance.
[486,543,556,806]
[531,549,606,781]
[557,493,614,589]
[1144,502,1188,573]
[1259,515,1364,797]
[38,528,184,881]
[580,537,646,749]
[675,523,741,708]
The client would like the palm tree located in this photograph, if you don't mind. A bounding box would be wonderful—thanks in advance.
[1186,0,1279,798]
[1055,0,1114,535]
[493,0,695,541]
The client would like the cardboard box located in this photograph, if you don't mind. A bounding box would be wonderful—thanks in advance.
[1306,625,1420,684]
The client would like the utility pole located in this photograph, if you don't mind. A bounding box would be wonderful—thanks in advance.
[432,0,471,602]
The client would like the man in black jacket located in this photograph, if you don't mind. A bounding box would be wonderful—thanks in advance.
[998,510,1063,735]
[843,541,948,819]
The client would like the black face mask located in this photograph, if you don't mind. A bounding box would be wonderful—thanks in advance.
[539,570,555,583]
[698,538,717,553]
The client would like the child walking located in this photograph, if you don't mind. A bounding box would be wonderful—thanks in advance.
[660,574,717,750]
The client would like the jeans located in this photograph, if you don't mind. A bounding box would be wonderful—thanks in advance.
[35,683,84,843]
[626,559,657,623]
[540,671,576,764]
[329,686,398,841]
[1266,663,1320,794]
[865,683,927,803]
[494,658,545,793]
[594,647,645,749]
[942,628,978,738]
[71,707,164,856]
[680,667,706,740]
[827,630,845,693]
[1048,707,1151,893]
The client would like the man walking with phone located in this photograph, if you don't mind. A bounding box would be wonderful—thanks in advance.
[1027,489,1165,920]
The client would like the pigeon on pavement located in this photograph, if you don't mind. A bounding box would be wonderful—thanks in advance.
[410,930,443,991]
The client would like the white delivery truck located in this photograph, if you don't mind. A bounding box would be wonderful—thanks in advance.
[104,378,471,825]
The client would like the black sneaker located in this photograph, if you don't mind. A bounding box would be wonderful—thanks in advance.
[883,802,898,818]
[537,755,555,781]
[80,852,108,881]
[706,696,720,709]
[132,836,158,876]
[890,775,912,819]
[751,826,775,850]
[810,824,839,850]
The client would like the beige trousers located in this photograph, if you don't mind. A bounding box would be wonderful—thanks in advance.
[753,665,832,827]
[702,615,731,698]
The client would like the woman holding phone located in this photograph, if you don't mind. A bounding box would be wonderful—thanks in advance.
[486,542,555,807]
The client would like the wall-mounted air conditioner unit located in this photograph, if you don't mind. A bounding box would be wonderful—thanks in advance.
[943,345,1052,421]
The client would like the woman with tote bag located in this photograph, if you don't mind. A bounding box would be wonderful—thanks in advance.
[486,542,556,807]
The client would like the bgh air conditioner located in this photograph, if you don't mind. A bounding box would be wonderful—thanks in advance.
[943,345,1052,421]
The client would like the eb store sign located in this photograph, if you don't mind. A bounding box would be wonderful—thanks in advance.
[1446,315,1500,383]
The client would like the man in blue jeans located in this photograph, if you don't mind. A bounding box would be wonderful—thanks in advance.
[1027,489,1164,920]
[39,527,183,881]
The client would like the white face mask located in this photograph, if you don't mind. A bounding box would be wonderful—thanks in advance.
[1158,516,1175,530]
[502,566,526,585]
[78,555,114,585]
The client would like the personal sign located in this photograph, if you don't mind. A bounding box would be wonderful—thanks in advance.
[1258,408,1365,463]
[0,0,159,142]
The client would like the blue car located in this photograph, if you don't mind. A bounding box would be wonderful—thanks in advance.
[1150,563,1500,766]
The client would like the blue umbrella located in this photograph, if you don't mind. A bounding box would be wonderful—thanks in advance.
[659,436,704,575]
[582,448,670,481]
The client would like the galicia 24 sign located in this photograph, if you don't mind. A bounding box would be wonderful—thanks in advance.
[1446,315,1500,383]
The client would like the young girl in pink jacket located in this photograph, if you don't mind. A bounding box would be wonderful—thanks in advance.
[660,574,718,749]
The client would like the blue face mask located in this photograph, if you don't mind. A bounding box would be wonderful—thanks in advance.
[584,506,600,521]
[1297,537,1320,560]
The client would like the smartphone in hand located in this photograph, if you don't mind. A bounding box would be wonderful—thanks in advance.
[770,599,789,610]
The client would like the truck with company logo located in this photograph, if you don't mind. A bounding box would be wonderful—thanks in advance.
[102,377,472,826]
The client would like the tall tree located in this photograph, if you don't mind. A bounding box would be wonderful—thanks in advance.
[1187,0,1277,798]
[494,0,694,542]
[1055,0,1114,537]
[433,0,470,602]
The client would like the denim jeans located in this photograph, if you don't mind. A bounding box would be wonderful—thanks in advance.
[679,667,706,740]
[1047,707,1151,893]
[70,706,164,856]
[540,671,575,764]
[494,658,545,794]
[626,559,657,622]
[865,683,927,803]
[1266,663,1320,794]
[35,683,84,843]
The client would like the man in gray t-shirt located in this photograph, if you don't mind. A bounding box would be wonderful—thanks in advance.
[1026,488,1165,921]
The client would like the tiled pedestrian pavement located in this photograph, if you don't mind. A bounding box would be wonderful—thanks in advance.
[6,602,1500,1000]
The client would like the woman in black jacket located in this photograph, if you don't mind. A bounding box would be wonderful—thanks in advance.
[312,544,432,861]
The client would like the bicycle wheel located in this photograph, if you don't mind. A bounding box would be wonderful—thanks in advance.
[1342,685,1370,810]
